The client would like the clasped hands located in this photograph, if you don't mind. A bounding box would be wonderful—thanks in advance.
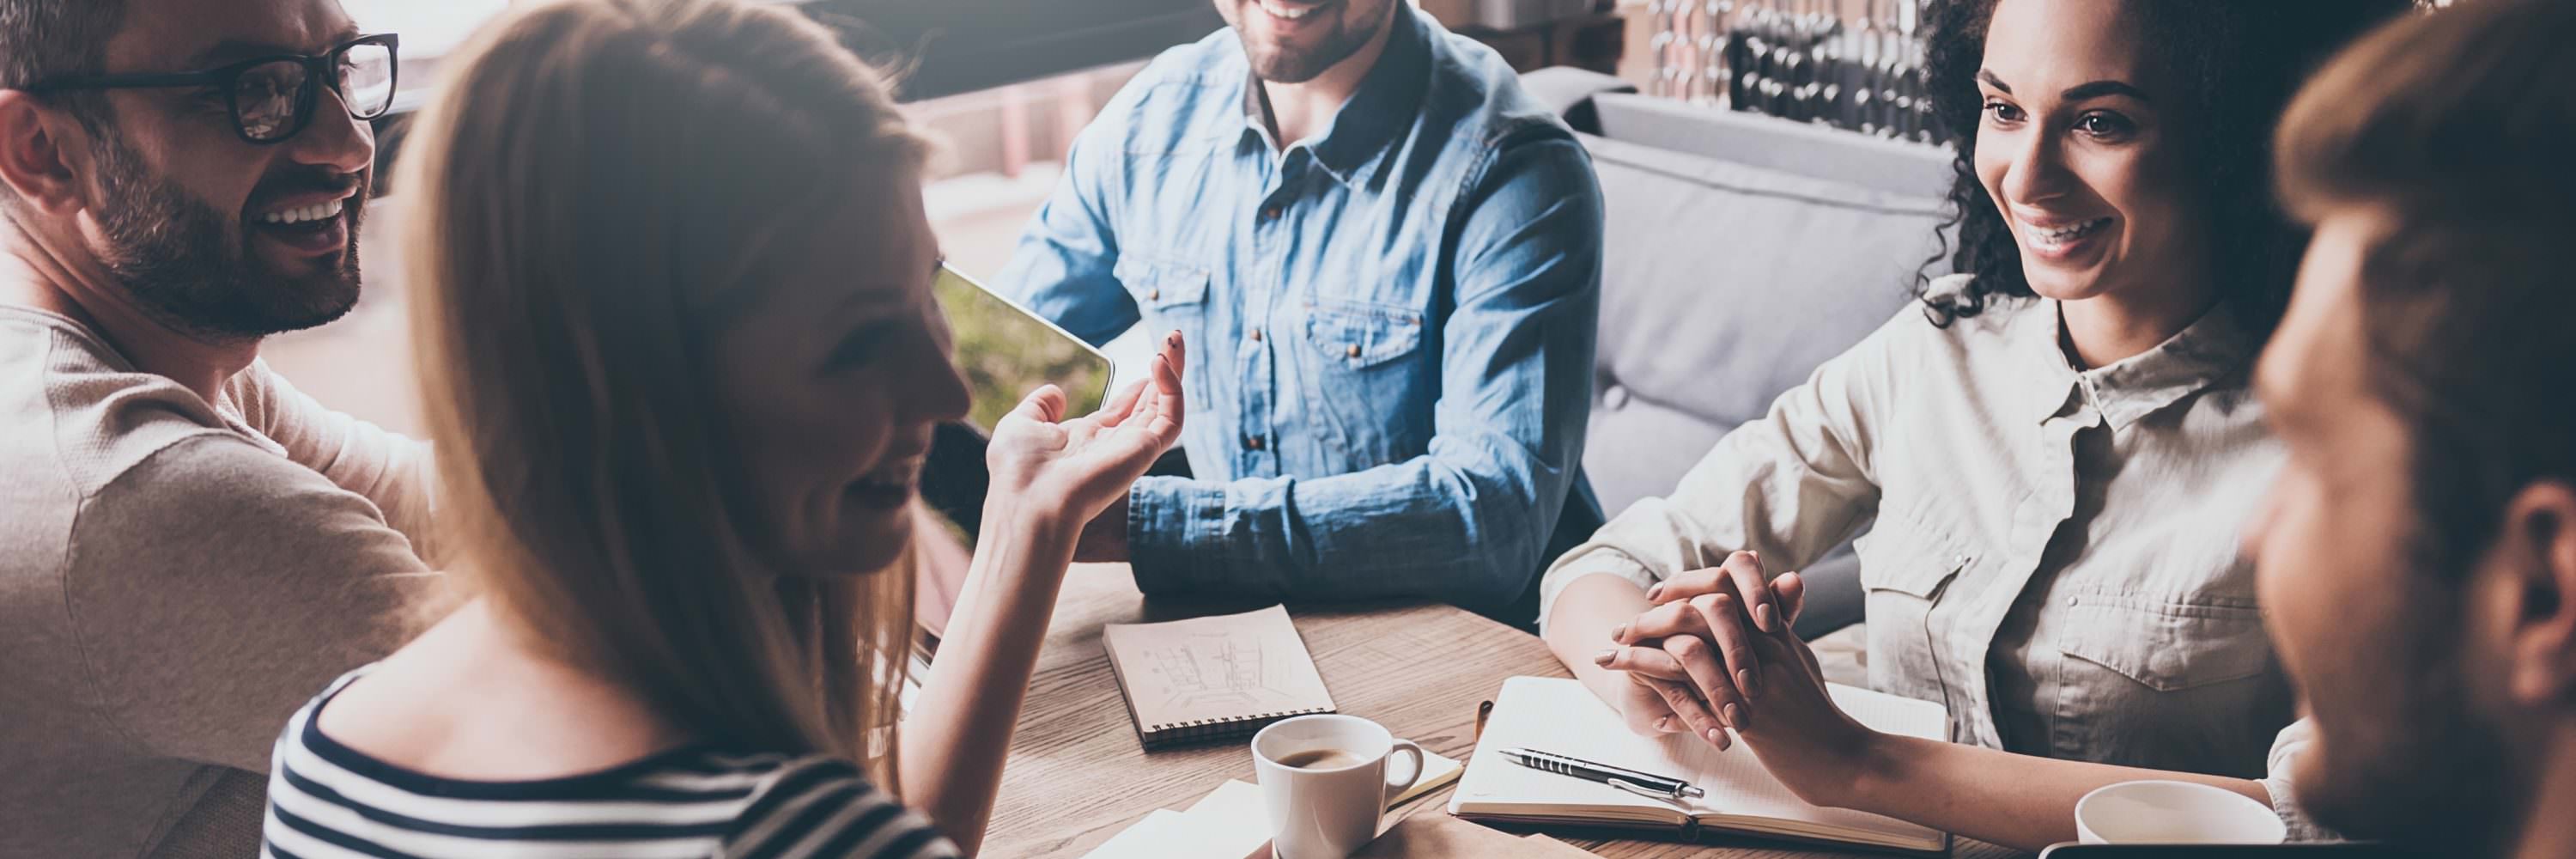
[1590,551,1880,805]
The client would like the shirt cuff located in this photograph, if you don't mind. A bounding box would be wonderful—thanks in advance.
[1535,547,1662,636]
[1125,475,1227,595]
[2260,718,2343,843]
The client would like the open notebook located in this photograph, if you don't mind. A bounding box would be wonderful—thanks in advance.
[1103,606,1337,749]
[1451,676,1950,854]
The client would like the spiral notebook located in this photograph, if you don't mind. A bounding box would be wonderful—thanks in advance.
[1103,605,1336,749]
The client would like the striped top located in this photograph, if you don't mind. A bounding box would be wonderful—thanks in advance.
[261,669,958,859]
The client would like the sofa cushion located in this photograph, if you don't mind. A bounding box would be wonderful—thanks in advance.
[1577,123,1948,635]
[1580,131,1946,513]
[1592,94,1954,198]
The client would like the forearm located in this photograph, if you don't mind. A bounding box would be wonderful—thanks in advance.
[1126,457,1556,608]
[1848,734,2269,851]
[237,362,442,554]
[901,502,1078,855]
[313,423,439,551]
[1543,572,1657,708]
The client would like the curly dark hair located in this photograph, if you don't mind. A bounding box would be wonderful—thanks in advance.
[1915,0,2415,333]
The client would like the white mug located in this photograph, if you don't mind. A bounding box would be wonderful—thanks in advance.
[1251,714,1425,859]
[2075,780,2288,844]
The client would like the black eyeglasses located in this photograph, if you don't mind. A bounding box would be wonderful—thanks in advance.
[27,34,399,145]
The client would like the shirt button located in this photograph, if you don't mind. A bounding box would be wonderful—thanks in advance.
[1250,328,1264,343]
[2066,596,2081,607]
[1244,436,1266,451]
[1148,288,1161,301]
[1346,344,1362,359]
[1261,205,1284,221]
[1601,385,1631,410]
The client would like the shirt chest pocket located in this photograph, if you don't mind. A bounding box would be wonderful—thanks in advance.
[1856,521,1972,701]
[1114,256,1211,317]
[1292,300,1428,460]
[1303,300,1424,369]
[2058,591,2273,692]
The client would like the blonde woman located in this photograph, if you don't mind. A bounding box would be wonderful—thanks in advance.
[255,1,1185,856]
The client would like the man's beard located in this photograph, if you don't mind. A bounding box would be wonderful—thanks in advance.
[1239,1,1391,84]
[89,131,363,342]
[2297,598,2518,853]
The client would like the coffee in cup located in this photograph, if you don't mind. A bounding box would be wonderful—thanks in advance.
[1275,749,1370,770]
[1251,715,1425,859]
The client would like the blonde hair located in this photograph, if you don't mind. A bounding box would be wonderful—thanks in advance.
[397,0,929,786]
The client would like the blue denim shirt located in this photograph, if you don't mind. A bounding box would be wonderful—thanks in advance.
[998,6,1603,618]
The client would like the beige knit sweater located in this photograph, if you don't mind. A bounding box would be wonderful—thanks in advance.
[0,306,440,858]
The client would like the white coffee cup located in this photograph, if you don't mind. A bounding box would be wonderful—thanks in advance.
[2075,780,2288,844]
[1251,715,1426,859]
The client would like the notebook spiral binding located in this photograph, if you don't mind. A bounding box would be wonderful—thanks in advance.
[1143,706,1334,746]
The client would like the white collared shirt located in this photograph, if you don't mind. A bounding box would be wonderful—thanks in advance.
[1541,275,2293,780]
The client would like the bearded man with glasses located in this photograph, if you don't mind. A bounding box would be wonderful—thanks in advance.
[0,1,436,856]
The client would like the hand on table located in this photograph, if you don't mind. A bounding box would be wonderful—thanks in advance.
[1595,551,1807,730]
[1600,665,1705,741]
[1597,559,1878,807]
[1589,550,1790,747]
[1719,603,1879,806]
[985,332,1186,533]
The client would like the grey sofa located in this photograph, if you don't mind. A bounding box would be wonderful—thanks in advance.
[1526,70,1953,636]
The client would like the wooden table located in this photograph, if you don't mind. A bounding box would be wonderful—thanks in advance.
[986,564,2022,859]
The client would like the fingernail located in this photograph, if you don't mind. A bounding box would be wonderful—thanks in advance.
[1594,649,1617,666]
[1746,550,1759,562]
[1739,668,1759,698]
[1758,604,1778,632]
[1704,727,1723,744]
[1655,716,1673,731]
[1609,624,1628,642]
[1646,584,1665,600]
[1724,704,1744,728]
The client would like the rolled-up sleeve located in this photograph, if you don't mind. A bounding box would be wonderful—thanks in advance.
[1126,134,1602,616]
[2260,718,2346,842]
[1536,308,1907,632]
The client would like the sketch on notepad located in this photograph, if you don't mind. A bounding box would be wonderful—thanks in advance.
[1141,632,1279,710]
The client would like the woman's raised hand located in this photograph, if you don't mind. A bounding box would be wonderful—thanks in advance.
[985,332,1187,528]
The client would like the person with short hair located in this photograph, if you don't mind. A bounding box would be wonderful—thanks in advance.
[2251,0,2576,855]
[0,0,433,855]
[998,0,1605,623]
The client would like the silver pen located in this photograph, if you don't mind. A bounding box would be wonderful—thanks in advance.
[1500,747,1707,801]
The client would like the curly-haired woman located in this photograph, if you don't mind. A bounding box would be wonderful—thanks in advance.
[1540,0,2412,848]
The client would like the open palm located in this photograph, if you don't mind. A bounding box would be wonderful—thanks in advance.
[986,332,1188,522]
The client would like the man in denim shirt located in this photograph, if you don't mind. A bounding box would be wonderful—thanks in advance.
[998,0,1604,622]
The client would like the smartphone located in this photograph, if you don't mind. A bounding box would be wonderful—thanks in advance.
[932,264,1115,430]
